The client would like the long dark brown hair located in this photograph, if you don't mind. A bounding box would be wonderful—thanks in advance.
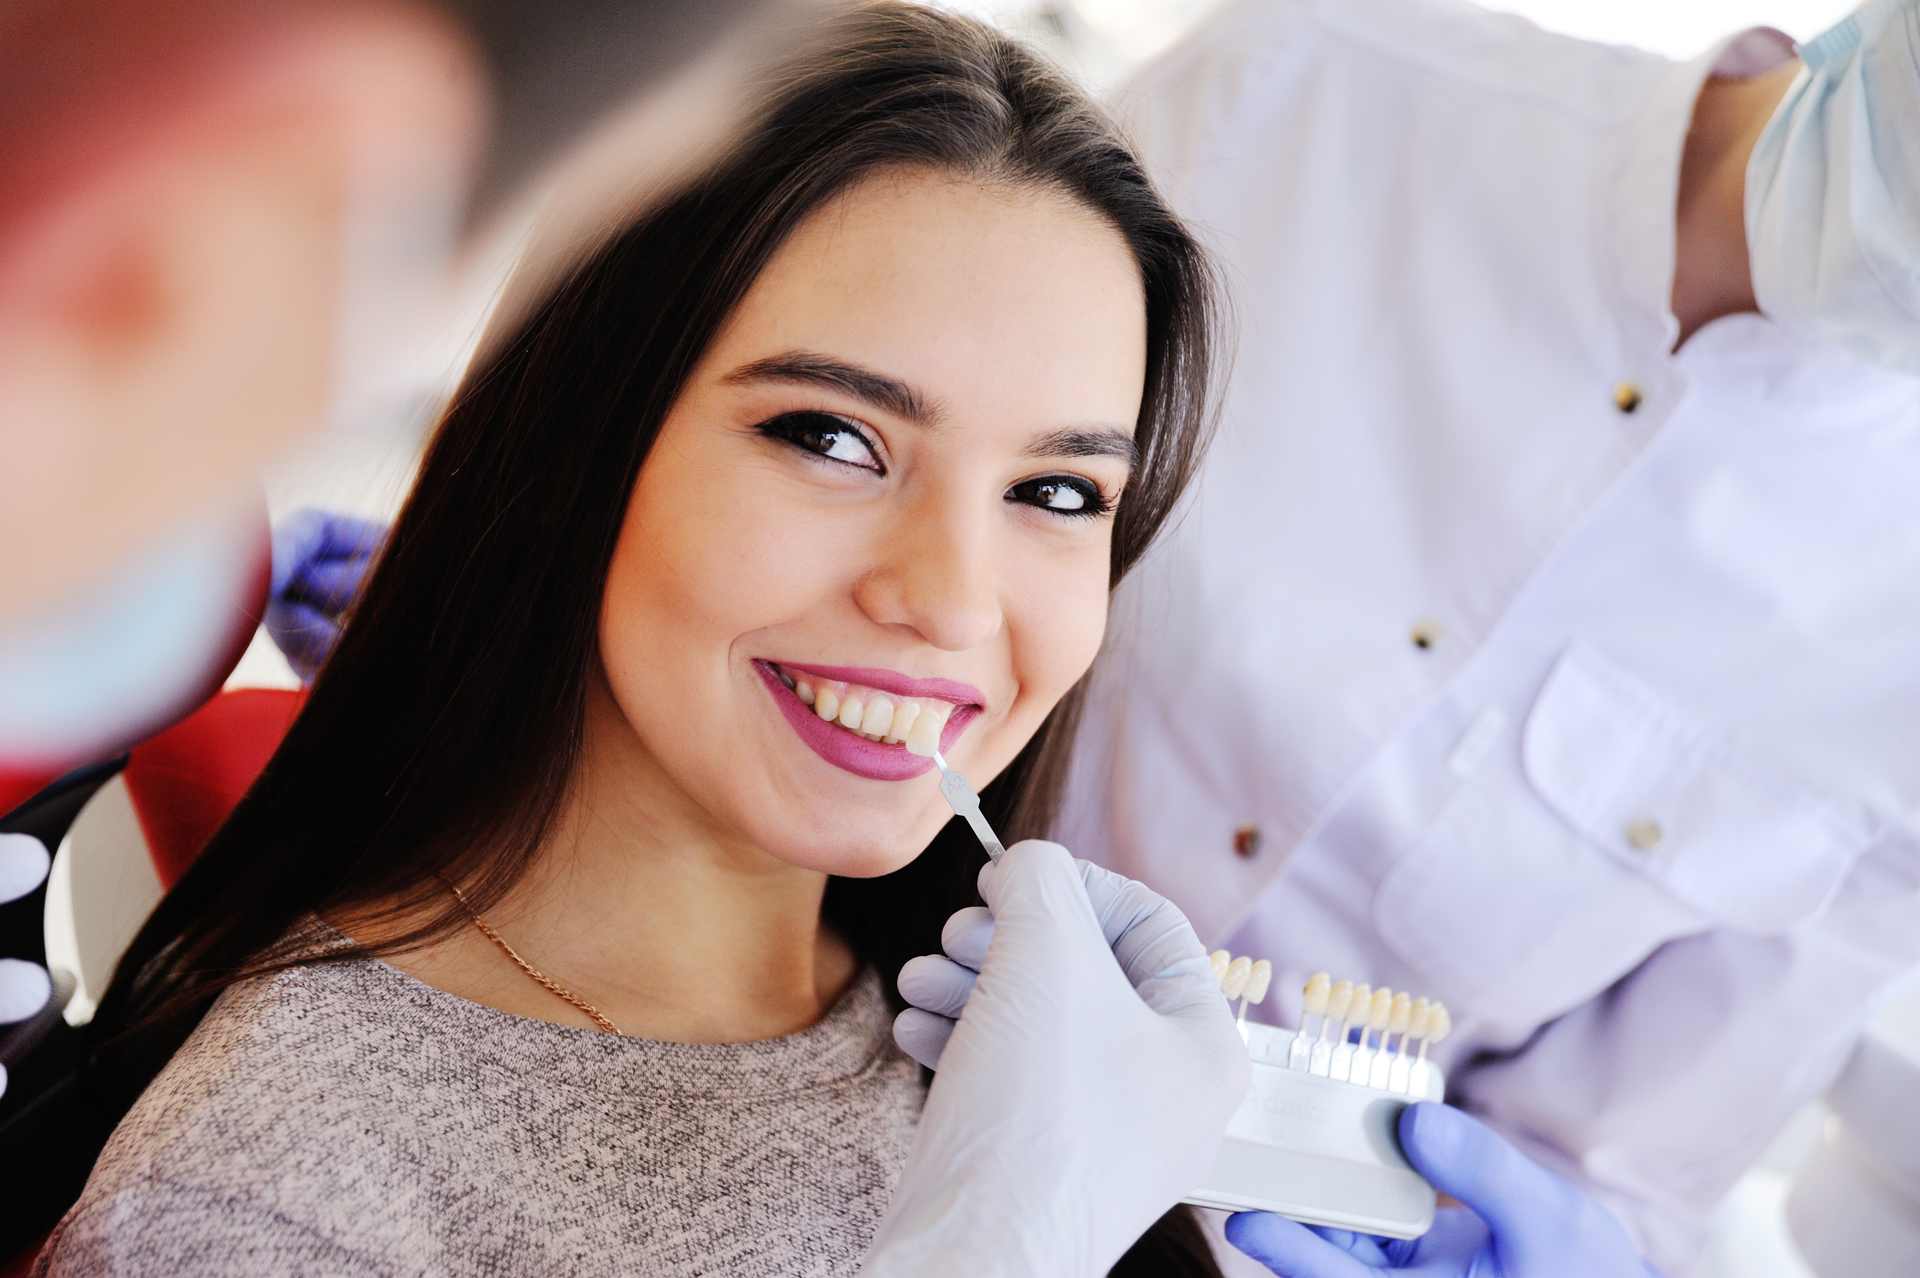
[16,4,1224,1270]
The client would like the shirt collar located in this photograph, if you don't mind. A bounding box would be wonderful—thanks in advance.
[1607,27,1799,350]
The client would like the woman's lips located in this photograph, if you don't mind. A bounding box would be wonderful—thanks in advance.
[753,660,979,782]
[771,661,986,710]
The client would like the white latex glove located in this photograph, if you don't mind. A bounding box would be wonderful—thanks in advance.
[859,840,1250,1278]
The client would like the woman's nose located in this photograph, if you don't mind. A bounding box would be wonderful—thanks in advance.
[854,502,1004,653]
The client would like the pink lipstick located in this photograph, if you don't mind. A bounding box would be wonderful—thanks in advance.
[770,661,985,709]
[753,660,980,782]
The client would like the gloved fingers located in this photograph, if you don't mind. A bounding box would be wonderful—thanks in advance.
[1224,1212,1384,1276]
[0,958,53,1023]
[897,954,977,1018]
[1072,859,1220,1019]
[0,833,51,906]
[1303,1228,1395,1265]
[309,512,387,561]
[975,840,1103,936]
[978,843,1228,1022]
[1396,1102,1581,1250]
[291,556,372,614]
[939,906,993,970]
[891,1007,955,1071]
[271,509,386,598]
[268,509,332,597]
[265,600,340,680]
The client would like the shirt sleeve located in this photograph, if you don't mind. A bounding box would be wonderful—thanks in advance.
[1746,0,1920,374]
[1449,829,1920,1273]
[32,1178,399,1278]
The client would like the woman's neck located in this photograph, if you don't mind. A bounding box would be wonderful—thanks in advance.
[352,674,859,1043]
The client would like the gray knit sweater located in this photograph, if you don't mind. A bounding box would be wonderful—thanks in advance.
[34,925,924,1276]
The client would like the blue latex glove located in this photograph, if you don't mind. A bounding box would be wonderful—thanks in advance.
[1224,1102,1658,1278]
[265,509,385,681]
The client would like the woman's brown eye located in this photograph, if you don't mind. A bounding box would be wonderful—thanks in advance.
[755,411,883,472]
[1008,476,1113,519]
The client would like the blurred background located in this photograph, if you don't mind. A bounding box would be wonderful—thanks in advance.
[192,8,1902,1275]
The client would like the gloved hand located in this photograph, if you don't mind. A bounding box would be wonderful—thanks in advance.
[1746,0,1920,375]
[1224,1101,1659,1278]
[0,833,54,1100]
[265,509,385,681]
[860,840,1249,1278]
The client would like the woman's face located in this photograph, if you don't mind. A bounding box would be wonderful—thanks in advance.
[598,169,1147,876]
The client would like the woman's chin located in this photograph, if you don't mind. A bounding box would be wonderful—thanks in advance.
[764,828,932,881]
[827,847,925,880]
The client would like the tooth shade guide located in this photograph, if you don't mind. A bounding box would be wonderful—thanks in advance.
[1192,988,1449,1237]
[1352,987,1390,1086]
[1373,992,1414,1087]
[1296,973,1330,1075]
[1388,999,1428,1094]
[1310,979,1355,1077]
[904,700,953,757]
[1232,959,1272,1028]
[1324,980,1355,1024]
[1302,972,1332,1017]
[1412,1002,1450,1101]
[1330,982,1369,1083]
[1388,992,1412,1037]
[1221,957,1253,1000]
[1209,950,1232,983]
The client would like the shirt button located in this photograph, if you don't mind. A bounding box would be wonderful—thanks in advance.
[1624,819,1664,852]
[1613,382,1644,414]
[1410,622,1440,651]
[1233,824,1262,858]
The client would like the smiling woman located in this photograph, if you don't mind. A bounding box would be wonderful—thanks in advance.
[28,5,1222,1276]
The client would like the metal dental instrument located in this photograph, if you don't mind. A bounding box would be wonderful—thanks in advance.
[931,750,1006,861]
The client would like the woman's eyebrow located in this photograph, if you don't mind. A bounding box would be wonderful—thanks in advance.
[724,348,1136,467]
[1024,427,1138,469]
[724,350,944,426]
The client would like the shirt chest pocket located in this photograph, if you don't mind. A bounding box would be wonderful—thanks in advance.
[1372,642,1877,1016]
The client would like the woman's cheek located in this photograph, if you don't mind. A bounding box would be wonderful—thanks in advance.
[629,456,815,626]
[1011,557,1111,704]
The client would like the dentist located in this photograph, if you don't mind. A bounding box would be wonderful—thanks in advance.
[1034,0,1919,1273]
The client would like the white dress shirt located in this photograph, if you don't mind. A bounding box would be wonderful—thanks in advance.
[1057,0,1920,1269]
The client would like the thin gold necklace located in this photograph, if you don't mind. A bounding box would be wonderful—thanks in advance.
[439,877,625,1036]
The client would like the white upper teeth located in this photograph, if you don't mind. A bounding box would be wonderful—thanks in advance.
[778,668,959,748]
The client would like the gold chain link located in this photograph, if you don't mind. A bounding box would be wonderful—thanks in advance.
[440,877,624,1036]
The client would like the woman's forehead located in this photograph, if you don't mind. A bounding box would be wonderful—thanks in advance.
[711,171,1148,435]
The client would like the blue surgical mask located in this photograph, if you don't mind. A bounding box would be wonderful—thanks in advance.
[1745,0,1920,375]
[0,507,262,765]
